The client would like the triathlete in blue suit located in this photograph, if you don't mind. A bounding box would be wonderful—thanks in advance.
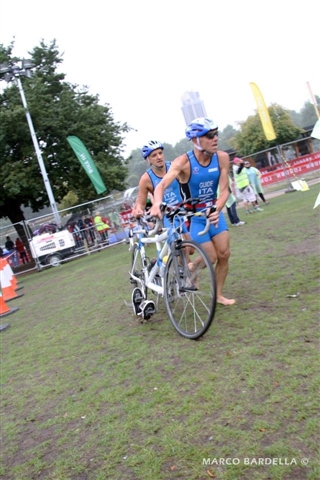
[150,118,235,306]
[180,149,228,240]
[132,141,187,233]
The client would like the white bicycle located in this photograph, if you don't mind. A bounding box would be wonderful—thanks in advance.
[129,202,216,339]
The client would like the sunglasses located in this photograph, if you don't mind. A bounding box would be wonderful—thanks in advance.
[204,130,219,139]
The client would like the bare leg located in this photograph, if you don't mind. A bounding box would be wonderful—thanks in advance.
[212,231,235,305]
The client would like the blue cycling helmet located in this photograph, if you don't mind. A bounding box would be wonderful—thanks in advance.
[141,140,164,158]
[185,117,218,139]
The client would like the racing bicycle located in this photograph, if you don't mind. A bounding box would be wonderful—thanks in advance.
[128,202,216,339]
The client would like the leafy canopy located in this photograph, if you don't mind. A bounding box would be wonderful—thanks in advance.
[0,40,130,225]
[229,104,302,156]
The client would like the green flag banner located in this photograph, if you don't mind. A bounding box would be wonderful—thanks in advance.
[67,136,107,194]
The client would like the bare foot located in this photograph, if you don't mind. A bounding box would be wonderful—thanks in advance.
[217,296,236,305]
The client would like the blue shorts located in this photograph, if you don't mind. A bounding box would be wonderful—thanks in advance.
[163,216,188,234]
[189,211,228,244]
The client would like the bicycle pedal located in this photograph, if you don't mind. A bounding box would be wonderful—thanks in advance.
[132,287,143,315]
[180,277,198,292]
[138,300,155,320]
[180,285,198,292]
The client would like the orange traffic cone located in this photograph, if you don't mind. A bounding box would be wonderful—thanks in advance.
[0,258,21,290]
[0,267,24,302]
[0,291,19,317]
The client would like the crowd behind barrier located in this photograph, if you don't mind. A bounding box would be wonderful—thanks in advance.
[0,194,138,272]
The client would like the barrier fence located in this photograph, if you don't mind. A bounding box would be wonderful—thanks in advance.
[1,147,319,274]
[260,152,320,187]
[0,193,138,274]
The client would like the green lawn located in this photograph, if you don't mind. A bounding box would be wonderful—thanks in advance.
[1,185,319,480]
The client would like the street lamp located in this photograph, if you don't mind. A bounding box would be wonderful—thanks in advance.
[0,60,62,225]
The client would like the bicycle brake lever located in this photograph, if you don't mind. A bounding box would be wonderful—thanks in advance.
[198,205,216,236]
[206,205,217,217]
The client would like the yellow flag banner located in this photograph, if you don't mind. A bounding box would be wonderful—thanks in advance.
[250,82,277,141]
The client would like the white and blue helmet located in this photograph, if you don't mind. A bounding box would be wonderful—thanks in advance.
[185,117,218,139]
[141,140,164,159]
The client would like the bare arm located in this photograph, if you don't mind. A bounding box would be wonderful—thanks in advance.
[132,173,153,218]
[216,151,230,211]
[207,151,230,226]
[149,155,187,218]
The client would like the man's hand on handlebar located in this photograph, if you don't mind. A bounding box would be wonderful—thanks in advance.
[206,205,219,227]
[132,205,144,219]
[149,202,165,219]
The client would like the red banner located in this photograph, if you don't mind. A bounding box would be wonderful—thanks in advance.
[260,151,320,186]
[120,209,133,225]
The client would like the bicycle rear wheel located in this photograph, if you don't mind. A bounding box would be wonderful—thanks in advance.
[164,240,216,339]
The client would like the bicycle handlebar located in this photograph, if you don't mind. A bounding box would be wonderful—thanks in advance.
[197,205,216,236]
[197,214,211,236]
[146,217,162,236]
[134,201,216,238]
[134,216,162,236]
[161,202,216,237]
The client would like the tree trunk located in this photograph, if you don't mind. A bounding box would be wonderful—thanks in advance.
[3,199,34,259]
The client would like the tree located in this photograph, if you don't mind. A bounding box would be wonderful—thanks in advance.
[230,104,301,156]
[0,40,130,238]
[126,148,147,187]
[300,96,320,128]
[289,96,320,129]
[217,125,238,151]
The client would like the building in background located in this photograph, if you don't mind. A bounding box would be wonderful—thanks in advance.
[181,91,207,126]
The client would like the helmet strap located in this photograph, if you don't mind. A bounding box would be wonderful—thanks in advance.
[193,138,212,157]
[193,138,204,151]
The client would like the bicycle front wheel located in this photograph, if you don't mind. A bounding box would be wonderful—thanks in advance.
[164,240,216,339]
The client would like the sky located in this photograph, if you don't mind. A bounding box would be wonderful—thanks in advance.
[0,0,319,157]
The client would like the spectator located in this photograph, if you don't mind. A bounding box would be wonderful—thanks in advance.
[233,158,264,214]
[72,223,83,249]
[15,238,28,264]
[84,217,96,244]
[244,161,269,205]
[218,177,246,227]
[5,235,19,267]
[93,211,110,244]
[77,218,89,244]
[109,209,122,229]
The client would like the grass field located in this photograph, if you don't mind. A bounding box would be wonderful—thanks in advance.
[1,185,319,480]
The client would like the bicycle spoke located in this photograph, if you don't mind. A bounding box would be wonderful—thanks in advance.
[164,240,216,339]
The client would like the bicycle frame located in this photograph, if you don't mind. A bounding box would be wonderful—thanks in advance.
[129,203,216,336]
[130,225,173,296]
[129,203,212,298]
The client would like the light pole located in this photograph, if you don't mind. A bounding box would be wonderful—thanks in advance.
[0,60,62,225]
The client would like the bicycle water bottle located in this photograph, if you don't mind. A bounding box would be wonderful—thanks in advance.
[160,255,168,277]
